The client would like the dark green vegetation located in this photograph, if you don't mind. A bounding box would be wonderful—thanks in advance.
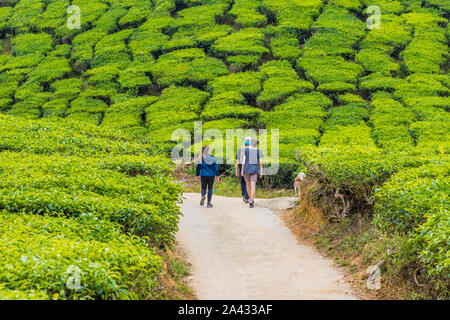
[0,115,182,299]
[0,0,448,299]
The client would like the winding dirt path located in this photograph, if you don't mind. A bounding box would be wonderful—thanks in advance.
[176,193,357,300]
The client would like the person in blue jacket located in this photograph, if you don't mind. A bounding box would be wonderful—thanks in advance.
[196,145,220,208]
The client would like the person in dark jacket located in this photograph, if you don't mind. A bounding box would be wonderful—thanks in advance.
[235,137,251,204]
[241,138,263,208]
[196,145,220,208]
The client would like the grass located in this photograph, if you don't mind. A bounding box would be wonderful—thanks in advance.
[158,249,195,300]
[313,214,423,299]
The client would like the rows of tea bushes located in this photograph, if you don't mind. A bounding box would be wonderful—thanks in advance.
[298,1,449,295]
[0,0,448,298]
[0,114,182,299]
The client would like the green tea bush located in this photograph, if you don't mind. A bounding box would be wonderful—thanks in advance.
[393,74,449,100]
[299,145,394,203]
[297,50,363,86]
[410,121,450,146]
[400,24,447,74]
[355,49,400,74]
[337,93,366,107]
[102,96,158,129]
[261,0,322,35]
[229,0,267,28]
[71,29,107,70]
[324,105,369,129]
[212,27,269,60]
[119,1,153,27]
[118,64,152,91]
[42,98,69,117]
[68,97,108,115]
[0,6,13,34]
[410,208,449,291]
[374,163,449,234]
[50,78,83,100]
[8,0,44,33]
[35,0,68,32]
[0,212,163,299]
[261,92,330,130]
[203,118,251,131]
[12,33,53,56]
[0,0,448,299]
[257,60,314,108]
[270,34,301,63]
[94,6,128,33]
[202,98,262,122]
[27,57,71,84]
[360,15,412,54]
[207,71,262,96]
[320,124,376,147]
[0,115,182,247]
[151,48,228,86]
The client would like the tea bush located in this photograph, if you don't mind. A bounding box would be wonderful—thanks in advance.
[374,163,449,235]
[0,0,448,299]
[0,211,163,299]
[229,0,267,28]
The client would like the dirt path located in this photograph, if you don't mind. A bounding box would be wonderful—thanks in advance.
[176,193,357,300]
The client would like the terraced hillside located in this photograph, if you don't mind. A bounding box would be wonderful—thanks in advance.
[0,0,448,299]
[0,115,182,299]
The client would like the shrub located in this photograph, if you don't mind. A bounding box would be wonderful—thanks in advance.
[337,93,366,106]
[119,1,153,27]
[0,7,13,33]
[374,163,449,234]
[35,0,68,32]
[257,60,314,108]
[360,15,412,54]
[42,98,69,117]
[324,105,369,129]
[207,71,262,96]
[68,97,108,114]
[202,101,262,121]
[410,208,450,291]
[102,96,158,129]
[151,48,228,86]
[297,50,363,85]
[261,0,322,35]
[118,64,152,90]
[51,78,83,100]
[203,118,251,131]
[229,0,267,28]
[355,49,400,74]
[212,27,269,57]
[0,212,163,299]
[400,25,447,74]
[8,0,45,32]
[270,35,301,62]
[320,124,376,147]
[12,33,53,56]
[27,57,71,84]
[359,73,404,93]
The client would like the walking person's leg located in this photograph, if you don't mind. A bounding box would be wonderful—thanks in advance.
[249,175,257,208]
[244,174,252,204]
[241,176,249,202]
[200,176,207,206]
[207,176,214,207]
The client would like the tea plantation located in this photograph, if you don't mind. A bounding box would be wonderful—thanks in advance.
[0,0,448,299]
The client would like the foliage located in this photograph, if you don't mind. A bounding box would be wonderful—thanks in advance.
[0,0,448,299]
